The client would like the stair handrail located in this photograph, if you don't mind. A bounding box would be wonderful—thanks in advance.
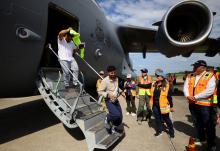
[75,53,103,80]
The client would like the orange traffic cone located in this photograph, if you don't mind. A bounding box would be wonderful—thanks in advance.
[185,137,196,151]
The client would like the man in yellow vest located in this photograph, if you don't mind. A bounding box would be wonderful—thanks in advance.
[183,60,217,151]
[137,68,152,124]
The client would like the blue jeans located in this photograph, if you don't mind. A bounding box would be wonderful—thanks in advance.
[106,99,123,126]
[59,60,79,87]
[152,105,174,135]
[194,105,216,147]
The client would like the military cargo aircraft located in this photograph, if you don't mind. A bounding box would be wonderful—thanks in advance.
[1,1,219,150]
[1,0,219,97]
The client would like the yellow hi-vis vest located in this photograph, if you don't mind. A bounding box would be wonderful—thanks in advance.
[150,82,170,114]
[70,29,85,59]
[188,72,214,106]
[213,89,218,104]
[138,76,152,96]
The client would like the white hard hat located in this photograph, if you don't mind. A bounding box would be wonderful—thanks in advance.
[126,74,132,78]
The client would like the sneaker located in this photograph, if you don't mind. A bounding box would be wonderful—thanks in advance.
[131,113,136,117]
[137,120,142,125]
[126,112,130,115]
[154,132,162,137]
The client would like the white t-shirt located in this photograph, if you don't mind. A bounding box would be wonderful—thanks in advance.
[58,38,76,61]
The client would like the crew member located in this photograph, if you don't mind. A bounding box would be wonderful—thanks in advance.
[183,60,216,151]
[150,69,174,138]
[137,68,152,124]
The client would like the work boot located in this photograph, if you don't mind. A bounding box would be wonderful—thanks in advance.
[169,133,175,138]
[154,131,162,137]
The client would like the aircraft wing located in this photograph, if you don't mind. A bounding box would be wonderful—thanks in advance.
[116,25,158,53]
[116,25,220,57]
[194,37,220,57]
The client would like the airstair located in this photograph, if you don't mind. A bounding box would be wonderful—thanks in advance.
[36,44,124,151]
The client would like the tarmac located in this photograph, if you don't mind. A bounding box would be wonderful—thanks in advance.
[0,80,219,151]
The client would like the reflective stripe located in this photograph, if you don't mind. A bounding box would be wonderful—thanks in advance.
[160,105,170,114]
[139,76,152,95]
[150,82,170,114]
[195,99,213,106]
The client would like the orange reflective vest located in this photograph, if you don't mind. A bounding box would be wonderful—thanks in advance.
[188,72,214,106]
[150,82,170,114]
[138,76,152,96]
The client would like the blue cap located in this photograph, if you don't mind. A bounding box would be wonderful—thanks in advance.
[155,69,166,78]
[141,68,148,73]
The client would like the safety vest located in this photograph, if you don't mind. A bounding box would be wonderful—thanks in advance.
[213,72,219,104]
[70,29,85,59]
[138,76,152,96]
[150,82,170,114]
[188,72,214,106]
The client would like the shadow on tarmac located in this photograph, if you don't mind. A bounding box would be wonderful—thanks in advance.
[63,125,85,140]
[0,99,60,144]
[173,121,196,137]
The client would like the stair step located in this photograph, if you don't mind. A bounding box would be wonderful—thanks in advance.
[78,111,103,120]
[87,121,109,144]
[97,133,121,149]
[88,121,105,132]
[75,103,101,118]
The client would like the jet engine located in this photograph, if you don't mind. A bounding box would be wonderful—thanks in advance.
[155,0,213,57]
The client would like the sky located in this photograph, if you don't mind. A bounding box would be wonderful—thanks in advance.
[96,0,220,74]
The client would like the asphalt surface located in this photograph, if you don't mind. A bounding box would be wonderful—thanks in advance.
[0,83,219,151]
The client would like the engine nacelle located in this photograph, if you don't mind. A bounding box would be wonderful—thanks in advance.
[156,0,213,57]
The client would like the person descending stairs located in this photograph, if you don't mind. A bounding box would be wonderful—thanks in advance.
[36,44,124,151]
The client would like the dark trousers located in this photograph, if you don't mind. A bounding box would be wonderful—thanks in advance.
[194,105,216,147]
[106,100,123,126]
[137,95,152,121]
[152,105,174,135]
[125,95,136,113]
[189,103,199,138]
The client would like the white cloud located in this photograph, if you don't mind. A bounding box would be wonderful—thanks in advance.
[97,0,220,38]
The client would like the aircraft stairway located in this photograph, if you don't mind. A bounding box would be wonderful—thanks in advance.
[36,45,124,151]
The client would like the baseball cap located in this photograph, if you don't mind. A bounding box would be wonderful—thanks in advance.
[141,68,148,73]
[155,69,166,78]
[126,74,132,78]
[191,60,207,68]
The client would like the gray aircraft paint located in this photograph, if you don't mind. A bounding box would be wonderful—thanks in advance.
[0,0,128,97]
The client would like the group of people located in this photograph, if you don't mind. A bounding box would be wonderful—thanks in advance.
[96,60,220,151]
[56,27,220,151]
[96,66,175,138]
